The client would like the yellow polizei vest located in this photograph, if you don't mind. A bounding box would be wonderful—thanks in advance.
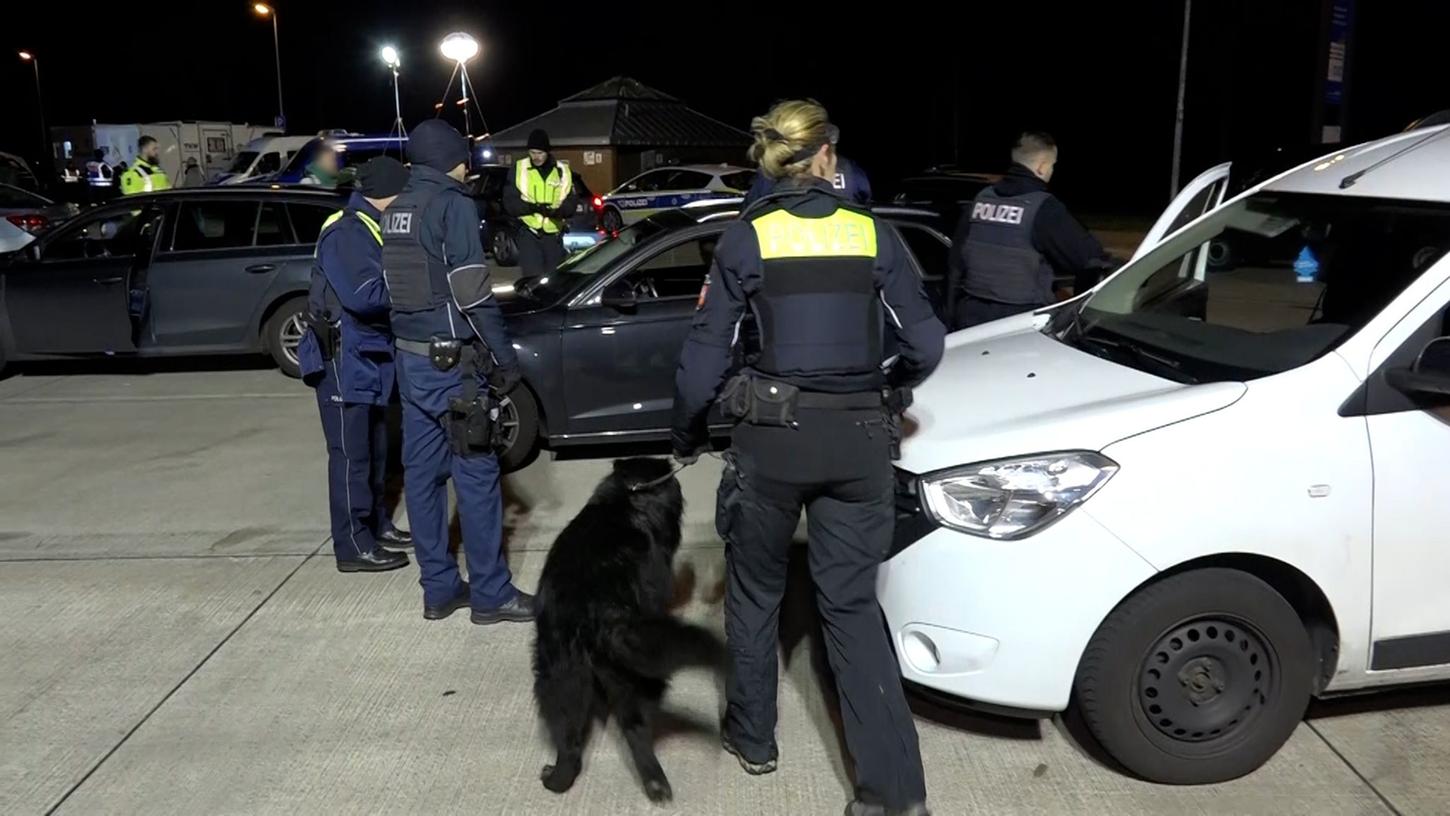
[316,209,383,256]
[120,158,172,195]
[515,157,573,234]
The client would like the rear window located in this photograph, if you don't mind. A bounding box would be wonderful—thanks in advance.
[169,201,260,251]
[668,170,713,190]
[721,171,756,191]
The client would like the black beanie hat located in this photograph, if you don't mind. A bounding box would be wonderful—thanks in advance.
[407,119,470,172]
[355,157,410,198]
[527,129,552,151]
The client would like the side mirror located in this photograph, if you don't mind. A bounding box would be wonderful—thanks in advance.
[1387,337,1450,400]
[600,283,637,312]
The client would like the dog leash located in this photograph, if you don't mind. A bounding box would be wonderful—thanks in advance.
[627,452,722,492]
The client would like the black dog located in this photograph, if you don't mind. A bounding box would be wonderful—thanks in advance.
[532,458,722,803]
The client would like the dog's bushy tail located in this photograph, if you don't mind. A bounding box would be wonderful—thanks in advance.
[602,615,724,679]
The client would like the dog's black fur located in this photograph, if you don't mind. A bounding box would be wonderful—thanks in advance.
[532,458,722,802]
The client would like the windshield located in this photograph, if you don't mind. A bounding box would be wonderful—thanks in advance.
[1061,192,1450,383]
[228,151,259,173]
[280,140,323,177]
[517,213,693,302]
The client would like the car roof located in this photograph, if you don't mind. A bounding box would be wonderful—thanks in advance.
[637,164,751,176]
[100,186,347,204]
[1260,125,1450,203]
[899,172,1001,184]
[655,200,941,227]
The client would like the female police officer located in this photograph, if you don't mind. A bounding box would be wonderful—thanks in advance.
[672,100,944,816]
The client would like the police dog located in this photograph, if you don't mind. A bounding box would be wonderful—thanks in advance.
[532,458,722,803]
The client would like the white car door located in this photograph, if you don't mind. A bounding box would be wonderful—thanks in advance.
[1362,271,1450,679]
[1131,163,1232,262]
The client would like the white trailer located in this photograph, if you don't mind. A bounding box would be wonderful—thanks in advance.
[49,121,282,182]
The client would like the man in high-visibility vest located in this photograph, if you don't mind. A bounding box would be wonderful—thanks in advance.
[297,157,415,572]
[119,136,172,196]
[503,129,580,277]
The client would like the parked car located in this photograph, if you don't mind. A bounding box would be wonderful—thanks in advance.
[880,126,1450,785]
[0,187,347,377]
[891,170,1002,225]
[0,183,78,253]
[468,164,601,266]
[214,135,313,185]
[598,165,754,232]
[265,135,408,185]
[491,201,951,471]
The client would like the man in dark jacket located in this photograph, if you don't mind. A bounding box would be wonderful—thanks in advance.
[946,131,1110,329]
[297,157,414,572]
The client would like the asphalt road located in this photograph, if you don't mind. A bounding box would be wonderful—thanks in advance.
[0,363,1444,815]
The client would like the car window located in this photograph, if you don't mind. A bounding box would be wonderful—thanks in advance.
[896,224,948,284]
[1163,179,1228,238]
[41,209,146,261]
[169,201,261,252]
[665,170,713,191]
[255,152,283,174]
[623,170,671,193]
[255,202,294,246]
[287,203,335,244]
[721,171,756,192]
[624,235,719,300]
[227,151,258,174]
[0,185,50,208]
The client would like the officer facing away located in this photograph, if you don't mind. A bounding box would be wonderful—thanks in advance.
[298,157,415,573]
[672,100,943,816]
[119,136,171,196]
[381,119,534,624]
[945,131,1110,329]
[503,129,580,278]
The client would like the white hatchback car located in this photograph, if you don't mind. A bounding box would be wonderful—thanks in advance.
[881,126,1450,785]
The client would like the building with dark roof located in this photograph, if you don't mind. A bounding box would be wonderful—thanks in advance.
[488,77,750,192]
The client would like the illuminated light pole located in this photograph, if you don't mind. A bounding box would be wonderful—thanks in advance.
[253,3,285,128]
[438,32,480,139]
[18,52,47,166]
[381,46,405,138]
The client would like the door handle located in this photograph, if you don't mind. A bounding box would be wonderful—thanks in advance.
[245,264,276,274]
[92,276,124,285]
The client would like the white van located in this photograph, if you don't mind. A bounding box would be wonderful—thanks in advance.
[880,126,1450,785]
[214,136,312,185]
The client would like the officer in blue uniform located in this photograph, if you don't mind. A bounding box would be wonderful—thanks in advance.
[946,131,1110,329]
[741,127,871,207]
[380,119,534,624]
[298,157,414,573]
[673,101,942,816]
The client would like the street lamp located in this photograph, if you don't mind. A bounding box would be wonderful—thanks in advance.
[18,52,47,169]
[253,3,285,128]
[438,32,480,138]
[380,46,405,138]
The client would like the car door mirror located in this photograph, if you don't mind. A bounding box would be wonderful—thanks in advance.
[1387,337,1450,400]
[600,282,637,312]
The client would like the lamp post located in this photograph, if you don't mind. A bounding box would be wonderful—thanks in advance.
[381,46,405,138]
[253,3,285,128]
[439,32,479,139]
[18,51,47,168]
[1169,0,1191,199]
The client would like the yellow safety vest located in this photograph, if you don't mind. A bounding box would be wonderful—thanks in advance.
[515,157,573,234]
[316,209,383,254]
[120,158,171,196]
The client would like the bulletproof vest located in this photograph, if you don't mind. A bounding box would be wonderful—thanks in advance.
[747,200,882,387]
[960,188,1056,306]
[380,184,452,341]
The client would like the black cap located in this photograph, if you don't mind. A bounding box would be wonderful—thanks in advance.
[407,119,469,172]
[356,157,410,198]
[527,129,552,152]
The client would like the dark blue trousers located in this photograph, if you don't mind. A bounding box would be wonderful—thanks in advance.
[396,350,515,609]
[315,364,393,561]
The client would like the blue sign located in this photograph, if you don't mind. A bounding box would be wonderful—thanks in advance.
[274,115,287,130]
[1325,0,1354,106]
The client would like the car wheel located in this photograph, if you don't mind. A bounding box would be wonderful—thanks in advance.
[493,229,518,267]
[1072,568,1313,785]
[602,206,623,234]
[497,384,541,473]
[264,297,307,379]
[1207,240,1234,269]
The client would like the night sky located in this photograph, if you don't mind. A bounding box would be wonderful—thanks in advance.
[4,0,1448,215]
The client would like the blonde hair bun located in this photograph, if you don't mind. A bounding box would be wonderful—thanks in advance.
[750,99,831,180]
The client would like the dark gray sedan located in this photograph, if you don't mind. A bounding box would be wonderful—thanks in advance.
[494,203,952,471]
[0,187,347,377]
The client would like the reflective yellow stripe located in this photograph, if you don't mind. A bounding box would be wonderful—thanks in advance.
[751,209,878,260]
[314,210,382,258]
[516,157,569,234]
[353,211,383,245]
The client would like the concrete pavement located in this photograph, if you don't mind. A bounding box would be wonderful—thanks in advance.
[0,363,1433,815]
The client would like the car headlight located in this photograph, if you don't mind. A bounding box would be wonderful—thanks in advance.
[919,452,1118,540]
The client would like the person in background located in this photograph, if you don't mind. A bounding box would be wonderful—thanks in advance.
[302,145,341,187]
[945,131,1110,329]
[119,136,171,195]
[180,158,206,188]
[741,124,871,208]
[672,99,941,816]
[503,129,580,277]
[297,157,416,573]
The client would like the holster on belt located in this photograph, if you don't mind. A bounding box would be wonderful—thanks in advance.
[305,313,341,360]
[436,338,503,457]
[883,386,914,461]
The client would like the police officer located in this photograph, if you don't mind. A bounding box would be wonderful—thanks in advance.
[945,131,1110,329]
[742,139,872,207]
[672,100,943,816]
[298,157,415,573]
[119,136,171,195]
[503,129,579,277]
[381,119,533,624]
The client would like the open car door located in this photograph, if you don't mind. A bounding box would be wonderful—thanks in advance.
[1131,163,1232,263]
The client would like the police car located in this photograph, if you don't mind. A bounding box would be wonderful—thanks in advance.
[598,165,754,232]
[882,126,1450,786]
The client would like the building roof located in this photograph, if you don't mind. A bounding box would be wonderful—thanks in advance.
[490,77,748,150]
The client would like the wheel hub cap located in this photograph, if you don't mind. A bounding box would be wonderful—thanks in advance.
[1138,619,1274,743]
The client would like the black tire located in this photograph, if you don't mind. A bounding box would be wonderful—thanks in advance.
[493,229,518,267]
[497,384,541,473]
[601,206,623,234]
[1072,568,1313,785]
[1207,240,1234,270]
[264,296,307,379]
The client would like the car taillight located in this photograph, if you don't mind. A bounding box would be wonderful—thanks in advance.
[5,214,47,233]
[592,195,603,211]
